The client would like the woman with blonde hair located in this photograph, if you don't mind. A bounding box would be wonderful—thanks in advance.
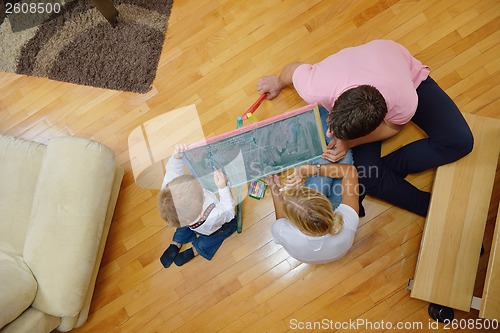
[267,163,359,264]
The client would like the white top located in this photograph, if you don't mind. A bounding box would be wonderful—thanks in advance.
[161,156,235,236]
[271,204,359,264]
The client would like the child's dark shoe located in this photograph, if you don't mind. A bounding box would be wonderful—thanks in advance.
[174,248,195,266]
[160,244,180,268]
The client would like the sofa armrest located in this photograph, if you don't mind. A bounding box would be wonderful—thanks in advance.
[74,165,124,329]
[23,137,119,318]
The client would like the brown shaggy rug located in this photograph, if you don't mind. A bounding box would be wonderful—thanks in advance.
[0,0,173,93]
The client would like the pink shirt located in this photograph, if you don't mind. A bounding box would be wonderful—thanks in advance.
[292,40,430,125]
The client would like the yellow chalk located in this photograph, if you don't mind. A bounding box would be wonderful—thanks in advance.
[247,112,259,123]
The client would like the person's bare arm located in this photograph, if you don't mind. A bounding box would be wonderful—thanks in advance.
[278,62,303,89]
[314,164,359,214]
[338,167,359,215]
[265,175,287,219]
[257,62,304,99]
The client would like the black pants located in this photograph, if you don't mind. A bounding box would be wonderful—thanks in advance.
[353,77,474,216]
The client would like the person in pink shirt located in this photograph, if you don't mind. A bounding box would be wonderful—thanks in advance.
[258,40,473,217]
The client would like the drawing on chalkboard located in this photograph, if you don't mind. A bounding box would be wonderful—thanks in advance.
[182,104,326,192]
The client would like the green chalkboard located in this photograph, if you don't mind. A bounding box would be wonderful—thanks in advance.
[182,104,326,192]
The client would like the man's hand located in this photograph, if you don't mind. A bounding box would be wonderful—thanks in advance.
[258,63,303,100]
[322,138,348,162]
[173,143,188,159]
[213,170,228,189]
[257,76,283,100]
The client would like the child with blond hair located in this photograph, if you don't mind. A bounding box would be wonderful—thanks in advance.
[158,144,237,267]
[267,163,359,264]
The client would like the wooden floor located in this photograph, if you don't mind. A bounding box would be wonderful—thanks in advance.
[1,0,499,332]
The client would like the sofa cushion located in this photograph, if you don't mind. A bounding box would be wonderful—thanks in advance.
[0,251,37,330]
[0,135,46,255]
[23,136,117,317]
[0,307,60,333]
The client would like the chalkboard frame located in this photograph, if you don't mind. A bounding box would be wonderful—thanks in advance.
[182,104,326,192]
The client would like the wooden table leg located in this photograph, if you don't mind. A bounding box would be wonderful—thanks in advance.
[90,0,119,27]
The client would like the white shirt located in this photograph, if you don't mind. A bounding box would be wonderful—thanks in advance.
[161,156,235,236]
[271,204,359,264]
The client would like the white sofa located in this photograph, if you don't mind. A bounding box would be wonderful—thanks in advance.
[0,135,123,332]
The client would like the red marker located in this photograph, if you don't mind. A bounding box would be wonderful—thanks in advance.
[241,94,267,120]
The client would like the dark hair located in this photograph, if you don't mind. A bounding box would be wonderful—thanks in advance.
[327,85,387,140]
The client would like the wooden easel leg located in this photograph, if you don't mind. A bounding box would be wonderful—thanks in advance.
[236,192,242,233]
[236,116,243,233]
[90,0,119,27]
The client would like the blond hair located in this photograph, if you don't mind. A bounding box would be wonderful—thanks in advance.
[281,187,343,236]
[158,174,204,227]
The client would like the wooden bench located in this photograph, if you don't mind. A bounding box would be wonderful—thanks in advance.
[480,204,500,319]
[410,113,500,319]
